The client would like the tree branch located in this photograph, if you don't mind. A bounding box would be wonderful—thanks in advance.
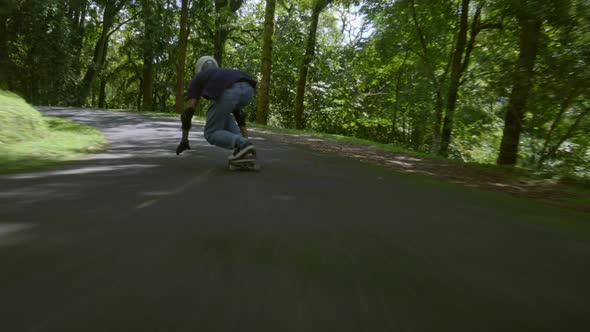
[459,4,482,79]
[409,0,430,65]
[228,35,249,46]
[107,12,140,39]
[546,108,590,161]
[479,22,503,30]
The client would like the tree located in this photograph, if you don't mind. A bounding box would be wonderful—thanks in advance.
[525,0,590,171]
[294,0,334,129]
[175,0,191,114]
[0,0,18,88]
[438,1,500,156]
[407,0,454,152]
[78,0,128,105]
[142,0,154,112]
[214,0,245,66]
[1,0,587,177]
[68,0,89,80]
[497,0,545,165]
[256,0,277,124]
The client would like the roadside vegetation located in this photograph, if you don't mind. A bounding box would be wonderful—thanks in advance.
[249,120,590,212]
[104,106,589,211]
[1,0,587,209]
[0,90,105,174]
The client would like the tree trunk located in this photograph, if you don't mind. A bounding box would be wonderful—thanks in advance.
[294,0,332,129]
[175,0,191,114]
[431,89,444,152]
[392,78,401,140]
[497,15,542,165]
[439,0,470,156]
[0,14,8,86]
[78,1,126,105]
[391,53,408,142]
[78,25,110,105]
[213,0,244,66]
[69,0,88,84]
[137,80,143,112]
[98,78,107,109]
[256,0,276,124]
[142,0,154,112]
[213,15,226,66]
[409,0,448,153]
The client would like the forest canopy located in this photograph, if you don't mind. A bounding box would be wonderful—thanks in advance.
[1,0,588,177]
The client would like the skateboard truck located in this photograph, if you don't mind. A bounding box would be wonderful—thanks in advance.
[228,158,261,171]
[228,150,260,171]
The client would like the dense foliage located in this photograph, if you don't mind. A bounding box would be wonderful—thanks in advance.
[1,0,588,176]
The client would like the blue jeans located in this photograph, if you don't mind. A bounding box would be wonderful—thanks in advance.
[204,82,253,150]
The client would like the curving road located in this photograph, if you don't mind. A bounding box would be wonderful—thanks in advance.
[1,108,589,331]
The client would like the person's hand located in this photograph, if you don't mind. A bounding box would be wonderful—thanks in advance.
[239,126,249,138]
[176,140,190,155]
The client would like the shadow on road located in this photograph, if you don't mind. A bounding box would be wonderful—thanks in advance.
[1,108,589,331]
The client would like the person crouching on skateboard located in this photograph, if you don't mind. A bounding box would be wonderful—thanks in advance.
[176,55,257,160]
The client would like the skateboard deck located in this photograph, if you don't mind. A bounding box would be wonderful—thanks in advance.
[228,158,261,171]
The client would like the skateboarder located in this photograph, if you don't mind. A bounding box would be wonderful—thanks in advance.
[176,55,257,160]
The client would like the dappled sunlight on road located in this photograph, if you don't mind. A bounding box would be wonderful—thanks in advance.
[394,155,423,162]
[487,182,526,192]
[401,169,436,176]
[0,108,226,219]
[385,159,413,168]
[0,222,35,247]
[83,153,136,160]
[251,127,575,206]
[2,109,589,332]
[2,108,215,180]
[6,164,160,180]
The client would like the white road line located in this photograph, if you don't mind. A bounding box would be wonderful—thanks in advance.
[0,222,35,247]
[136,168,214,209]
[136,199,158,209]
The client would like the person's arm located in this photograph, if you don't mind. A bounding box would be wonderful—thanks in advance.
[190,98,198,109]
[186,75,202,112]
[181,97,199,136]
[233,109,248,138]
[240,126,248,138]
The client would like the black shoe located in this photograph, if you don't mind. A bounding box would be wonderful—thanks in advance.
[176,140,190,155]
[229,142,255,160]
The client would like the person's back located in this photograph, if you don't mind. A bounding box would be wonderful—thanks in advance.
[188,68,256,101]
[176,56,257,161]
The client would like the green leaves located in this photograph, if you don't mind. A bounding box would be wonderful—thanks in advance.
[0,0,587,177]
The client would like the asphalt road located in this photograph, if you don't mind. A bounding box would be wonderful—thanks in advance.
[1,108,589,331]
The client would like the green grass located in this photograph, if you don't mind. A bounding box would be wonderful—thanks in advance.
[0,91,106,174]
[0,90,49,143]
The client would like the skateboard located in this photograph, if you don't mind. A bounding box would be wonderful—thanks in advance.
[228,157,261,171]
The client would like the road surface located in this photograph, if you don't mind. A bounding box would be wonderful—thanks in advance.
[1,108,589,331]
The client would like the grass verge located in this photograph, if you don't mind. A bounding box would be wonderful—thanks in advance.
[0,92,106,174]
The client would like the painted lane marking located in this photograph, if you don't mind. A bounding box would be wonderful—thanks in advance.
[0,223,35,247]
[136,168,214,209]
